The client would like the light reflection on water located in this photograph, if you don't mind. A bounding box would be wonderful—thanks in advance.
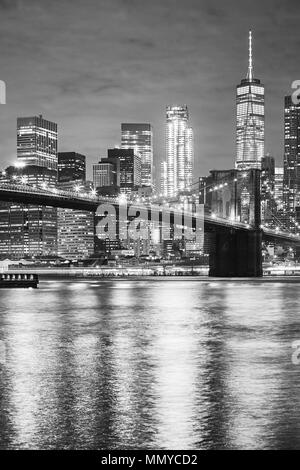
[0,279,300,449]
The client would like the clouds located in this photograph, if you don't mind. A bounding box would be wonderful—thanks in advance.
[0,0,299,178]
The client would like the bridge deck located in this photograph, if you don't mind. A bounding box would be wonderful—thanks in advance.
[0,182,299,244]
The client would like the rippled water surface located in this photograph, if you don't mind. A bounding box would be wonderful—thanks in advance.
[1,278,300,449]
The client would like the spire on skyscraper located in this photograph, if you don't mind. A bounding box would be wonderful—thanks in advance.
[247,30,253,81]
[236,30,264,170]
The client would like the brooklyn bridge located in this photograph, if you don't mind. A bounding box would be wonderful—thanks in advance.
[0,168,299,278]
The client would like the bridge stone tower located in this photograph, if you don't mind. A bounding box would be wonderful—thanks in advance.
[207,169,263,277]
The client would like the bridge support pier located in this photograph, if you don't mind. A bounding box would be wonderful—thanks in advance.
[209,229,263,277]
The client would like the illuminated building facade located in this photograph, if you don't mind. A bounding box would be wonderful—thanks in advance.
[165,105,194,197]
[93,155,120,195]
[17,115,58,170]
[261,155,275,223]
[58,152,85,183]
[57,200,94,260]
[236,32,264,171]
[0,165,57,258]
[108,149,141,195]
[57,154,94,260]
[121,123,153,187]
[0,115,60,258]
[283,95,300,232]
[275,167,284,210]
[160,161,168,197]
[93,162,114,188]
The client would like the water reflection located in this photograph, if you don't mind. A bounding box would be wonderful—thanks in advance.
[0,279,300,449]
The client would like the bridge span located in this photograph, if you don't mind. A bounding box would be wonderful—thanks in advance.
[0,181,299,277]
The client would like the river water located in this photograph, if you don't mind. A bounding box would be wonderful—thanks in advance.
[0,278,300,450]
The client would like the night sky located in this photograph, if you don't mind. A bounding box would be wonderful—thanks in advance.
[0,0,299,182]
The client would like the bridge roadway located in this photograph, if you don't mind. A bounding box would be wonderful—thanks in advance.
[0,182,299,245]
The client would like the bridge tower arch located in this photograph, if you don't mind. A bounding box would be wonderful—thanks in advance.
[209,169,263,277]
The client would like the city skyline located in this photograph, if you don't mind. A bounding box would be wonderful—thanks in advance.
[1,1,300,455]
[0,0,299,180]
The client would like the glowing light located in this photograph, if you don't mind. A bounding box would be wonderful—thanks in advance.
[20,176,28,184]
[118,194,127,204]
[14,161,25,168]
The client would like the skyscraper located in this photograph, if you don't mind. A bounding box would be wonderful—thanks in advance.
[275,167,284,210]
[108,149,141,195]
[93,154,120,195]
[160,161,168,197]
[57,152,94,260]
[236,31,264,170]
[261,155,275,223]
[165,105,194,197]
[0,115,58,259]
[17,115,58,170]
[283,95,300,230]
[0,165,57,258]
[121,123,153,187]
[58,152,86,182]
[93,162,115,189]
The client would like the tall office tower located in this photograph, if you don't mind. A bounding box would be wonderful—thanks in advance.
[93,162,115,189]
[0,165,57,258]
[0,115,58,259]
[236,31,264,171]
[108,149,141,195]
[57,182,94,261]
[261,155,275,222]
[93,154,120,195]
[57,153,94,260]
[121,123,153,187]
[275,167,284,210]
[160,161,168,197]
[58,152,85,183]
[283,95,300,231]
[17,115,58,170]
[185,127,194,190]
[165,105,194,197]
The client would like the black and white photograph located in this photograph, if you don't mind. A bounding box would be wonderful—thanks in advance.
[0,0,300,456]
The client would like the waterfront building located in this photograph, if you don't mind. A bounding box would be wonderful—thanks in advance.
[0,114,58,258]
[166,105,194,197]
[121,123,153,187]
[57,153,94,261]
[0,164,57,258]
[283,95,300,231]
[236,31,264,170]
[57,194,94,260]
